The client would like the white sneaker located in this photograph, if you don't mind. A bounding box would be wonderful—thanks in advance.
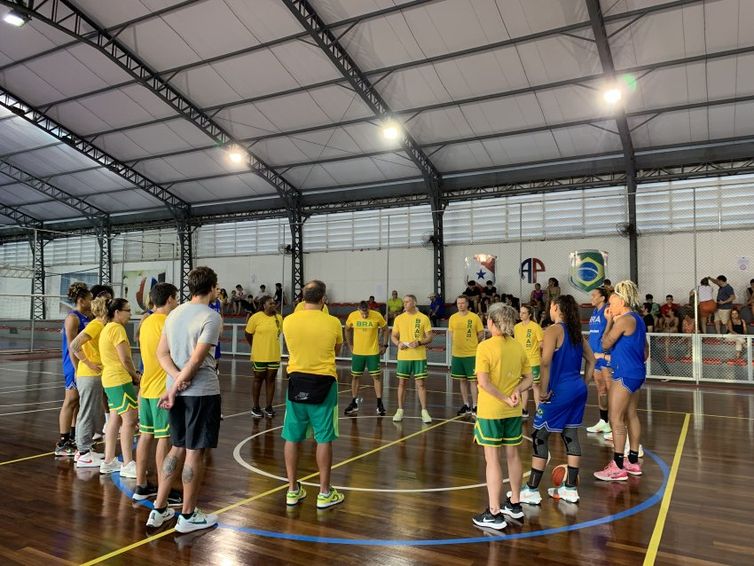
[623,440,645,458]
[76,452,103,468]
[392,408,404,422]
[421,409,432,424]
[548,485,579,503]
[146,507,175,528]
[603,431,613,442]
[175,508,218,533]
[509,486,542,505]
[99,458,120,475]
[120,460,137,478]
[92,432,103,442]
[586,419,611,434]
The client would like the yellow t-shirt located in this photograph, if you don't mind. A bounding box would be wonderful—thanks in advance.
[514,321,544,366]
[387,298,403,314]
[139,312,167,398]
[283,310,343,378]
[475,336,531,419]
[295,302,329,315]
[345,310,387,356]
[99,322,132,388]
[77,319,104,378]
[448,312,484,357]
[393,311,432,361]
[245,311,283,362]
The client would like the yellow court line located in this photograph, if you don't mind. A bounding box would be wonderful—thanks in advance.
[0,450,56,466]
[643,412,690,566]
[81,415,463,566]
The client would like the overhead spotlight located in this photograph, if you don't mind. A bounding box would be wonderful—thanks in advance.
[3,10,30,27]
[227,147,246,164]
[382,121,400,140]
[603,87,622,105]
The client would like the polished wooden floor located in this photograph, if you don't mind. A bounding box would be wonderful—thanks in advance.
[1,355,752,566]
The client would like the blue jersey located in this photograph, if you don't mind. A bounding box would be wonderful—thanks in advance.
[610,311,646,379]
[209,299,222,359]
[588,306,607,355]
[547,323,584,391]
[62,310,91,381]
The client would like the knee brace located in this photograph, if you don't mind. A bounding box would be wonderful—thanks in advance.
[561,427,581,457]
[531,428,550,460]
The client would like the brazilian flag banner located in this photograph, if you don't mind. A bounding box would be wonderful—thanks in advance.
[569,250,607,293]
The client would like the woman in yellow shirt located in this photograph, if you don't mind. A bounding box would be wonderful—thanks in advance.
[472,303,533,530]
[245,296,283,418]
[514,305,544,418]
[98,298,140,477]
[69,296,108,468]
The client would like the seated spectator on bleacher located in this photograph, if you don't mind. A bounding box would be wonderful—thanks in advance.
[641,303,655,332]
[657,309,680,333]
[645,294,660,319]
[462,280,482,312]
[660,295,680,318]
[744,279,754,323]
[387,290,403,322]
[726,307,747,359]
[367,295,380,313]
[253,285,267,311]
[710,275,736,335]
[530,283,544,319]
[481,280,496,313]
[233,284,249,314]
[428,293,444,327]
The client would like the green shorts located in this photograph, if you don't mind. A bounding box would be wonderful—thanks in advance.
[352,354,381,376]
[396,359,428,380]
[282,381,339,444]
[473,416,523,447]
[532,365,541,383]
[104,382,138,415]
[138,397,170,438]
[451,356,476,380]
[253,360,280,372]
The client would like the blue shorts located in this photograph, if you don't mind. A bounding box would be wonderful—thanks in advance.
[612,374,645,393]
[533,379,587,432]
[64,369,76,390]
[595,358,608,371]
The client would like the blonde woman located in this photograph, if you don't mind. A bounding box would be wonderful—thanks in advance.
[98,298,140,477]
[69,296,108,468]
[472,303,532,530]
[595,281,647,481]
[514,304,543,417]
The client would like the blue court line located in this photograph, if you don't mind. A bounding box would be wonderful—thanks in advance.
[111,448,669,546]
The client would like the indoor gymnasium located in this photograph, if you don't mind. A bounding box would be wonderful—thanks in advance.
[0,1,752,564]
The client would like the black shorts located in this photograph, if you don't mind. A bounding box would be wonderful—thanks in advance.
[169,394,221,450]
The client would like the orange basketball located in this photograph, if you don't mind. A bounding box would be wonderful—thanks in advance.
[551,464,568,487]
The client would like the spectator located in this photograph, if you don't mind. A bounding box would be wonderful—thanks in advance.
[709,275,736,335]
[697,278,716,332]
[274,283,284,310]
[726,308,748,359]
[252,285,267,311]
[530,283,544,320]
[541,278,560,325]
[603,279,614,296]
[387,290,403,323]
[463,280,482,313]
[659,295,679,318]
[233,285,246,315]
[657,308,679,333]
[744,279,754,324]
[641,303,654,332]
[218,288,230,314]
[367,295,380,312]
[481,280,497,312]
[645,294,660,319]
[429,293,444,327]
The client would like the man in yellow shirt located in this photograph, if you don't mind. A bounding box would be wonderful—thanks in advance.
[344,301,388,416]
[391,294,433,424]
[386,290,403,323]
[448,296,485,418]
[514,304,544,417]
[134,283,181,504]
[294,297,329,315]
[282,280,345,510]
[245,296,284,418]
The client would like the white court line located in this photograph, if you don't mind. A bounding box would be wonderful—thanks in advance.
[0,384,61,395]
[0,406,61,417]
[3,367,63,376]
[0,379,60,391]
[0,399,63,408]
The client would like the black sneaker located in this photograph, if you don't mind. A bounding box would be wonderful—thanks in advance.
[456,404,470,416]
[167,489,183,507]
[376,401,386,416]
[263,406,276,418]
[472,508,506,530]
[502,499,524,520]
[133,483,158,501]
[250,407,263,418]
[471,406,478,419]
[522,409,530,419]
[344,400,359,415]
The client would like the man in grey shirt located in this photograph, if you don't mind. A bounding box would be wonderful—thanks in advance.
[710,274,736,335]
[147,266,222,534]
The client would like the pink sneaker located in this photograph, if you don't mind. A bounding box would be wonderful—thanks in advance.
[623,461,642,476]
[594,460,628,482]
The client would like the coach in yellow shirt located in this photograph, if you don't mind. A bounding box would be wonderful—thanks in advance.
[245,296,284,418]
[282,280,345,510]
[134,283,180,503]
[295,299,329,315]
[344,301,388,416]
[514,304,544,417]
[448,295,485,417]
[391,294,433,424]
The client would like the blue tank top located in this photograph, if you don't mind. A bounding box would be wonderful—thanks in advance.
[62,310,91,377]
[548,323,583,391]
[209,299,222,359]
[588,306,607,354]
[610,311,646,379]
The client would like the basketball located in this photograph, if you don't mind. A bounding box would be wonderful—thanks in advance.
[551,464,568,487]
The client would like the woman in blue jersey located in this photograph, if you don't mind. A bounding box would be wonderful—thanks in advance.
[586,287,611,435]
[56,282,92,457]
[594,280,647,481]
[518,295,596,505]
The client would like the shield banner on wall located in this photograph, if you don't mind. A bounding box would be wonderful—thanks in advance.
[569,250,607,293]
[465,254,497,284]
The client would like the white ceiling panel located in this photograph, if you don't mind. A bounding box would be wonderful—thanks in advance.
[309,0,424,23]
[0,16,74,63]
[317,156,405,188]
[451,94,546,138]
[701,0,754,53]
[0,117,58,155]
[6,144,100,177]
[367,152,420,178]
[71,0,173,29]
[223,0,303,42]
[118,15,198,71]
[214,103,281,139]
[19,200,79,220]
[173,171,275,201]
[623,62,708,113]
[0,182,51,206]
[0,65,66,106]
[514,35,600,86]
[134,148,237,182]
[535,84,607,124]
[95,119,213,161]
[630,108,711,148]
[482,130,569,165]
[499,0,588,36]
[418,141,493,171]
[283,164,337,189]
[169,63,241,108]
[406,107,477,145]
[550,123,623,157]
[52,169,136,196]
[87,188,163,211]
[169,181,224,202]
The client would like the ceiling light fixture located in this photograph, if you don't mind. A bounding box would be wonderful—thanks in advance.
[603,87,622,105]
[382,122,400,140]
[3,10,30,27]
[228,147,246,164]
